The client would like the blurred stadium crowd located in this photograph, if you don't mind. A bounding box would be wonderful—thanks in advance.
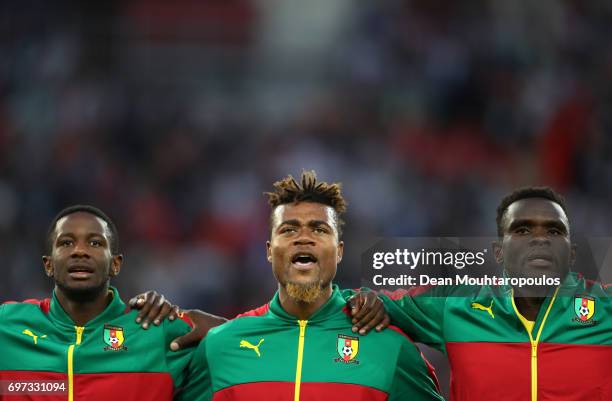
[1,1,612,396]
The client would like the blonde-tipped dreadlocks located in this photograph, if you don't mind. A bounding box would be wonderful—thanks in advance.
[266,170,347,236]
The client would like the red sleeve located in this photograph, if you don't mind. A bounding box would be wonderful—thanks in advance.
[2,298,51,314]
[233,303,270,319]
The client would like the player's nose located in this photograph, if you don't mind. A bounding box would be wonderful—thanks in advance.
[71,240,90,257]
[293,229,316,245]
[529,227,550,245]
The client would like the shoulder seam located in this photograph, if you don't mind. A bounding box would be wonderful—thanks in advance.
[233,303,270,319]
[1,299,51,314]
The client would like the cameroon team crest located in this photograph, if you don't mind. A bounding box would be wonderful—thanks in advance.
[103,324,128,351]
[573,296,595,323]
[334,334,360,364]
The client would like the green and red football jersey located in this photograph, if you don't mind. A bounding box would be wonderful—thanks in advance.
[366,272,612,401]
[180,285,444,401]
[0,287,194,401]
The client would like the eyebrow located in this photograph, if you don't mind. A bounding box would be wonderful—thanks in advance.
[56,233,107,240]
[507,219,568,233]
[309,220,333,229]
[278,219,334,230]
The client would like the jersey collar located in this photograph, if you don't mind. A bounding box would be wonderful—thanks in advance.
[49,286,127,327]
[269,284,346,323]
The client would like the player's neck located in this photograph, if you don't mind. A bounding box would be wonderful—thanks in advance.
[55,285,113,326]
[513,283,560,320]
[513,295,544,321]
[279,286,333,320]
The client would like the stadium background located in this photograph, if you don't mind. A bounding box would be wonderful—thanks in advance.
[1,1,611,398]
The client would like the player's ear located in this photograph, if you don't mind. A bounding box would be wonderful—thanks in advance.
[42,255,53,277]
[110,254,123,276]
[337,241,344,264]
[492,241,503,264]
[266,241,272,263]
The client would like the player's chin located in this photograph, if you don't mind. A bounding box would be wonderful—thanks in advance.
[285,274,317,287]
[287,269,320,284]
[524,264,565,279]
[58,279,108,301]
[65,275,103,288]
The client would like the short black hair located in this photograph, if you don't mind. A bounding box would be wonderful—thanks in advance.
[265,170,347,237]
[46,205,120,254]
[496,186,569,237]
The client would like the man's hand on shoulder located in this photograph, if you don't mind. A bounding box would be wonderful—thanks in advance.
[129,290,180,329]
[169,310,228,351]
[348,291,390,335]
[129,291,227,351]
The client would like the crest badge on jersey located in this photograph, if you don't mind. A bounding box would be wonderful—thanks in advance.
[103,324,128,351]
[573,296,595,324]
[334,334,360,364]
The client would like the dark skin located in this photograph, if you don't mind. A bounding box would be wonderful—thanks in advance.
[349,291,389,334]
[128,292,227,351]
[43,212,123,326]
[266,202,343,319]
[128,291,181,329]
[130,202,388,350]
[129,290,386,350]
[42,211,176,329]
[493,198,575,320]
[266,202,387,330]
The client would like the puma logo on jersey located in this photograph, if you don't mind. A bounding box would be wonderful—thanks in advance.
[23,329,47,344]
[240,338,264,357]
[471,300,495,319]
